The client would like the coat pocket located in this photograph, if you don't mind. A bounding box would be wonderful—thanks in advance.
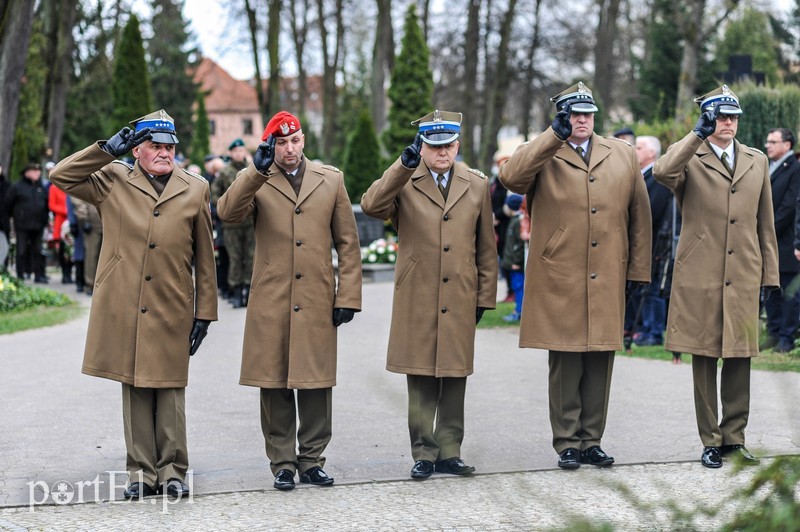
[251,259,271,288]
[676,233,704,265]
[541,227,566,260]
[95,254,121,286]
[178,266,193,302]
[395,256,418,289]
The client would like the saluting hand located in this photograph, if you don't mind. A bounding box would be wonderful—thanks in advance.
[693,105,720,140]
[551,102,572,141]
[253,135,276,173]
[101,126,152,157]
[401,134,423,169]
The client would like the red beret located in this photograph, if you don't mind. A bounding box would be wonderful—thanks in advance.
[262,111,302,140]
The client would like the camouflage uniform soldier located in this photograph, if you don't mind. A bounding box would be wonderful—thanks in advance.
[211,138,255,308]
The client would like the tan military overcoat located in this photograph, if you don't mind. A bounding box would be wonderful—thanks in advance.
[360,158,497,377]
[50,143,218,388]
[217,161,362,389]
[654,133,779,357]
[500,129,652,352]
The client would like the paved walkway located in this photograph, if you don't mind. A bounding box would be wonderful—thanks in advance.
[1,279,798,529]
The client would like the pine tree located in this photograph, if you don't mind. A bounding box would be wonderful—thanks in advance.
[10,24,47,180]
[382,4,432,161]
[342,109,382,202]
[112,14,152,127]
[189,90,210,165]
[148,0,199,152]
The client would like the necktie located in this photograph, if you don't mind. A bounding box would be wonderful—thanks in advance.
[576,146,587,163]
[437,174,447,199]
[721,152,733,176]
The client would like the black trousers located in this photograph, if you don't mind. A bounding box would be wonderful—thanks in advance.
[15,229,44,278]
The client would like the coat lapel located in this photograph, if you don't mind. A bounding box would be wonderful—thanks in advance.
[128,163,159,201]
[265,164,299,203]
[587,135,611,172]
[555,143,587,170]
[697,141,732,181]
[156,171,189,206]
[444,169,470,214]
[412,165,445,209]
[297,164,324,206]
[731,140,753,185]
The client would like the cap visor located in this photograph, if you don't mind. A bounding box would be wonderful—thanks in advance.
[570,103,599,113]
[718,105,742,115]
[421,132,459,146]
[150,133,180,144]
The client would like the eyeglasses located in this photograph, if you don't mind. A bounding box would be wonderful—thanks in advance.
[765,140,788,145]
[715,115,740,123]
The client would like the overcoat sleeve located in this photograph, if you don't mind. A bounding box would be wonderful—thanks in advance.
[332,172,363,311]
[497,128,563,195]
[194,183,219,321]
[476,175,499,308]
[627,152,653,282]
[360,157,415,224]
[49,142,118,205]
[652,132,701,197]
[216,165,263,222]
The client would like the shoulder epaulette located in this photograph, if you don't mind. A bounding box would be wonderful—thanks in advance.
[748,146,765,156]
[321,164,341,173]
[467,168,487,179]
[112,159,134,170]
[607,136,632,146]
[183,169,207,182]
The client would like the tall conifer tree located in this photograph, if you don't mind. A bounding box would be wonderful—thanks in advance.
[112,15,152,127]
[189,90,210,165]
[382,4,432,160]
[343,109,382,202]
[10,25,47,179]
[148,0,198,151]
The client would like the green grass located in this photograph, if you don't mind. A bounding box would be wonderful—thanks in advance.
[477,302,518,328]
[0,303,85,335]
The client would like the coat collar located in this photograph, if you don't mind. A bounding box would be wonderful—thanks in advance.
[265,158,325,205]
[128,162,189,204]
[555,133,612,171]
[697,139,754,184]
[412,163,471,212]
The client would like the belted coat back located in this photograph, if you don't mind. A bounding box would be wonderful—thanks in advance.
[50,143,218,388]
[217,161,362,389]
[360,158,498,377]
[499,130,652,352]
[654,133,779,358]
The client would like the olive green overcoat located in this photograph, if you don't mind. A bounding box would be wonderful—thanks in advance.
[50,143,218,388]
[217,161,362,389]
[499,129,652,352]
[653,133,779,357]
[360,158,498,377]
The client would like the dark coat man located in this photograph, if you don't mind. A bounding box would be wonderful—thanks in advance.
[500,82,652,470]
[4,163,49,281]
[654,85,779,469]
[762,128,800,353]
[50,109,218,499]
[218,111,362,492]
[362,110,497,480]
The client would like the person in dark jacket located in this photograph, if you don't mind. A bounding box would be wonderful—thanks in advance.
[4,163,50,282]
[763,128,800,353]
[500,193,526,322]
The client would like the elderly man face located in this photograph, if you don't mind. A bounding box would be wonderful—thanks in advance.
[635,138,657,170]
[133,141,176,176]
[421,140,460,175]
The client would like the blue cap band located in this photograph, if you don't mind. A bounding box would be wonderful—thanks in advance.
[135,119,176,133]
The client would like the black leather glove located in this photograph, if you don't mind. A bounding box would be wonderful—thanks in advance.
[401,134,423,168]
[760,286,780,305]
[692,106,720,140]
[253,135,276,173]
[189,319,210,356]
[332,308,356,327]
[551,102,572,141]
[82,222,92,234]
[101,126,152,157]
[476,307,488,324]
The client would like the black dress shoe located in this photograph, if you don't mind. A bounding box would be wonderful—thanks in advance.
[434,457,476,475]
[410,460,434,479]
[123,482,157,499]
[557,448,580,469]
[299,466,334,486]
[163,478,190,498]
[701,446,723,468]
[273,469,296,490]
[580,445,615,467]
[720,444,760,465]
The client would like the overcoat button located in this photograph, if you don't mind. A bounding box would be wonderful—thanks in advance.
[730,219,736,224]
[141,307,147,313]
[441,307,447,313]
[295,207,301,214]
[444,246,450,252]
[295,273,302,279]
[590,273,597,279]
[154,211,160,217]
[728,249,733,255]
[149,243,155,249]
[145,275,152,281]
[443,277,449,282]
[591,207,597,213]
[725,280,732,286]
[589,176,595,182]
[591,241,597,247]
[296,240,302,246]
[294,305,300,311]
[443,214,449,221]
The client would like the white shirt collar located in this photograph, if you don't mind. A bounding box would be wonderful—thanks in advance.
[708,140,735,165]
[430,169,451,183]
[568,140,590,152]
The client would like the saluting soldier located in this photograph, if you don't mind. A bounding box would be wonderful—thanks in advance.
[49,110,218,499]
[217,111,362,491]
[361,110,497,480]
[499,82,652,470]
[653,85,779,468]
[211,138,255,308]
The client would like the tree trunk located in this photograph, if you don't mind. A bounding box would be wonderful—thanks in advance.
[267,0,282,117]
[0,0,36,172]
[316,0,344,159]
[370,0,393,134]
[244,0,268,126]
[420,0,430,42]
[519,0,543,142]
[44,0,78,161]
[480,0,517,172]
[460,0,481,166]
[289,0,310,118]
[593,0,622,115]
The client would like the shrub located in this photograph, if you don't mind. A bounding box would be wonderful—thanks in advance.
[0,272,72,313]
